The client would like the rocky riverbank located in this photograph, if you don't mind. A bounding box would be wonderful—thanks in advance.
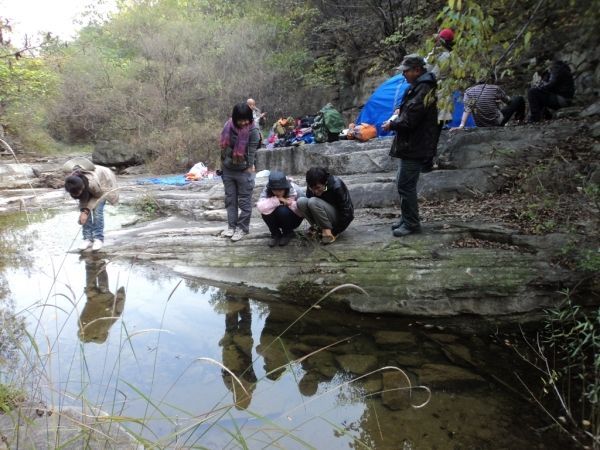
[1,117,598,316]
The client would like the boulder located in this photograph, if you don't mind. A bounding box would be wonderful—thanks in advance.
[0,163,34,189]
[93,140,149,167]
[581,100,600,117]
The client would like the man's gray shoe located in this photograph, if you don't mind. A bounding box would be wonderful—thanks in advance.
[392,224,421,237]
[391,219,405,230]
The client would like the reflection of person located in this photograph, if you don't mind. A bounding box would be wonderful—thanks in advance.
[78,258,126,344]
[219,295,257,410]
[296,167,354,245]
[256,170,304,247]
[383,55,440,237]
[219,103,260,242]
[63,157,119,252]
[528,60,575,122]
[256,304,331,397]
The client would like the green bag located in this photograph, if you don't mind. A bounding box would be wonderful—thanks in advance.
[313,103,345,143]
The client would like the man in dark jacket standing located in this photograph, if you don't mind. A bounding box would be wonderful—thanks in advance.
[383,54,440,237]
[528,60,575,122]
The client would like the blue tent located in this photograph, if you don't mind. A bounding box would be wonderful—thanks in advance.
[356,74,410,136]
[356,75,475,135]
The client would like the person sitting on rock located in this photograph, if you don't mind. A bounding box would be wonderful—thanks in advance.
[451,82,525,130]
[296,167,354,245]
[63,157,119,252]
[256,170,304,247]
[528,59,575,122]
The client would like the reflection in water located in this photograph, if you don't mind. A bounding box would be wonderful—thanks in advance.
[218,293,257,410]
[78,257,126,344]
[0,289,25,372]
[1,208,571,448]
[250,302,569,449]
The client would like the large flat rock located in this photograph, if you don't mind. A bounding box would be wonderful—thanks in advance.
[103,215,593,316]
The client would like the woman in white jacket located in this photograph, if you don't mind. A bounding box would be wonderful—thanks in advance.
[64,157,119,252]
[256,171,303,247]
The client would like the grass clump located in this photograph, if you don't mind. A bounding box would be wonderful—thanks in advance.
[0,383,26,412]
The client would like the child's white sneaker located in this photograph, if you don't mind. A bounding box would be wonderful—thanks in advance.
[92,240,104,251]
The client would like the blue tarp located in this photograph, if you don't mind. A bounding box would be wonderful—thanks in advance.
[136,175,222,186]
[356,74,475,133]
[448,91,476,128]
[136,175,189,186]
[356,74,410,137]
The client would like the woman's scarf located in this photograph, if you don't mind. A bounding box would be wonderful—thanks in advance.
[220,118,255,164]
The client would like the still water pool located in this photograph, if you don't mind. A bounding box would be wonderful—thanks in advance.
[1,207,566,449]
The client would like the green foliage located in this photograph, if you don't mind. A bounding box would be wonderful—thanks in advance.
[0,383,25,412]
[303,56,347,88]
[44,0,319,163]
[578,249,600,273]
[134,194,161,217]
[380,16,430,47]
[517,200,558,234]
[542,295,600,437]
[428,0,599,111]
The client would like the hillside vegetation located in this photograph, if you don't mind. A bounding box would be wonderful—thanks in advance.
[0,0,598,171]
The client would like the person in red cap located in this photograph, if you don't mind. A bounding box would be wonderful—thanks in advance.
[423,28,456,171]
[437,28,454,50]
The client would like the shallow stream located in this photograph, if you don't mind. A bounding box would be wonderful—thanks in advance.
[0,206,566,449]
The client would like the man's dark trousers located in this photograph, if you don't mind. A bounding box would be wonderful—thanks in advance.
[528,87,570,122]
[396,158,424,229]
[500,96,526,125]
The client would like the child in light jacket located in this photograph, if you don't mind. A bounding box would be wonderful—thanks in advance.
[256,170,303,247]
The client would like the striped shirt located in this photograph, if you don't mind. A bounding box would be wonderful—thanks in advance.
[463,84,509,127]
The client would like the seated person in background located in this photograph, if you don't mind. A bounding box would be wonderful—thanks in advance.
[256,170,304,247]
[296,167,354,245]
[451,82,525,130]
[528,60,575,122]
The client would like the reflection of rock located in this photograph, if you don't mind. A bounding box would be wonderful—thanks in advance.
[335,354,378,375]
[381,371,414,411]
[416,364,485,389]
[78,259,126,344]
[303,351,338,379]
[298,371,323,397]
[393,353,425,368]
[363,391,543,449]
[440,343,474,365]
[361,375,383,395]
[373,331,418,346]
